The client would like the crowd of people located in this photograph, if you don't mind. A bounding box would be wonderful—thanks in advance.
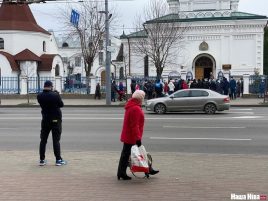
[94,77,247,102]
[130,77,244,100]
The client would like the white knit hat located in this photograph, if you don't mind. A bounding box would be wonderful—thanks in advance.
[132,90,145,101]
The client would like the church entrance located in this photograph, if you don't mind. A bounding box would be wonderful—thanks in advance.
[194,55,215,80]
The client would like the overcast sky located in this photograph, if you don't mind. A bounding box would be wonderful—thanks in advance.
[30,0,268,36]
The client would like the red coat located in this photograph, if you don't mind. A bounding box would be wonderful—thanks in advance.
[120,98,144,145]
[182,81,188,89]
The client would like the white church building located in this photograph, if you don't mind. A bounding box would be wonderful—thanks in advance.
[0,1,123,94]
[0,2,64,93]
[120,0,267,81]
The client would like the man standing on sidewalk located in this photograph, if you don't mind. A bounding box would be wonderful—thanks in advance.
[37,80,67,166]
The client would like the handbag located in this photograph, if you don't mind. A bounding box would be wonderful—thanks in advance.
[130,145,149,173]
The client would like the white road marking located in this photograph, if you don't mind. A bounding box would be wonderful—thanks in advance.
[232,116,261,119]
[0,116,263,120]
[231,109,253,111]
[227,112,254,114]
[0,128,17,129]
[150,137,252,141]
[163,126,245,129]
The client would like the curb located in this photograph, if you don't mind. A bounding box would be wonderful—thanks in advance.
[0,104,267,108]
[0,104,125,108]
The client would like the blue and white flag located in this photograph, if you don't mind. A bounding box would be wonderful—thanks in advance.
[70,9,80,27]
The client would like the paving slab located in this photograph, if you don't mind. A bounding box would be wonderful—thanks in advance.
[0,151,267,201]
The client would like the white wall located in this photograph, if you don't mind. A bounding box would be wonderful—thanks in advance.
[19,61,38,77]
[57,36,121,78]
[124,18,266,78]
[0,31,52,56]
[0,55,17,76]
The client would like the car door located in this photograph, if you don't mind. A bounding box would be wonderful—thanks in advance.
[166,90,191,111]
[188,90,210,110]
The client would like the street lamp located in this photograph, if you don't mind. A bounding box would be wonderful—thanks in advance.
[104,0,111,105]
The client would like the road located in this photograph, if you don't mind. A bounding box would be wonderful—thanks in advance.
[0,107,267,155]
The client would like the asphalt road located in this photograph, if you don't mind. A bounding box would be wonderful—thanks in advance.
[0,107,267,155]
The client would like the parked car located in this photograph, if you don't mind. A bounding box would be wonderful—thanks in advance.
[145,89,230,114]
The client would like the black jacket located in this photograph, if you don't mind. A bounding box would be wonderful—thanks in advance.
[37,90,64,120]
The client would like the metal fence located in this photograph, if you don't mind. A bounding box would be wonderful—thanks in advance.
[0,77,19,94]
[0,76,165,94]
[62,77,90,94]
[249,75,268,95]
[2,75,266,95]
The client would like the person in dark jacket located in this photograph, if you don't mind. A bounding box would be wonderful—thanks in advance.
[229,77,237,99]
[154,79,163,98]
[37,80,66,166]
[259,80,266,98]
[117,90,159,180]
[111,81,118,102]
[222,77,230,96]
[94,83,101,99]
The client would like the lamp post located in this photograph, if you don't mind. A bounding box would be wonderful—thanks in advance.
[105,0,111,105]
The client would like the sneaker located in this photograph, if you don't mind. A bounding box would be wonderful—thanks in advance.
[39,160,46,166]
[55,159,67,166]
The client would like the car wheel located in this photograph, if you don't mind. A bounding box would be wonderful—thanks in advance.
[204,103,217,114]
[154,103,166,114]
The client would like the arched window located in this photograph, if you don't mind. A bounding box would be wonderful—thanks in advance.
[62,42,69,48]
[0,38,4,49]
[55,65,60,76]
[43,41,46,52]
[119,67,124,79]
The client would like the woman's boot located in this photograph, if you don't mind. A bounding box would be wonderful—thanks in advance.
[149,166,159,175]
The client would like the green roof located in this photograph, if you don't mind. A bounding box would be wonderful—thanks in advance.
[120,30,147,39]
[123,11,267,39]
[145,11,267,24]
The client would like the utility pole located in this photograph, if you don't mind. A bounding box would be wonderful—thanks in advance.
[105,0,111,105]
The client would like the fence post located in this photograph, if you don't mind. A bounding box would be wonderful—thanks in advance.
[54,76,62,94]
[181,71,187,80]
[243,74,250,95]
[90,76,96,95]
[162,75,169,83]
[20,76,27,95]
[127,76,132,95]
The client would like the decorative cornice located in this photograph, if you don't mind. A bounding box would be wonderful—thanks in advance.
[233,35,254,40]
[179,11,232,19]
[188,36,221,41]
[185,24,266,34]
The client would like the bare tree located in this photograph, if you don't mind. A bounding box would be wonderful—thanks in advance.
[134,0,188,78]
[59,1,106,93]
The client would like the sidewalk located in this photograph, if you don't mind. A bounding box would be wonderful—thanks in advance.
[0,151,267,201]
[0,97,266,107]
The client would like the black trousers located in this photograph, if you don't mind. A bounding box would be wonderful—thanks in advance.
[39,119,62,161]
[117,143,133,176]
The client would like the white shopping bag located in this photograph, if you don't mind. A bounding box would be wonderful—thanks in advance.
[130,145,149,173]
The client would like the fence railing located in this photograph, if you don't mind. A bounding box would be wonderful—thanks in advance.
[249,75,268,94]
[62,77,90,94]
[0,77,20,94]
[1,75,265,95]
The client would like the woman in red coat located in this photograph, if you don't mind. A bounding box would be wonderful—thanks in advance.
[117,90,159,180]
